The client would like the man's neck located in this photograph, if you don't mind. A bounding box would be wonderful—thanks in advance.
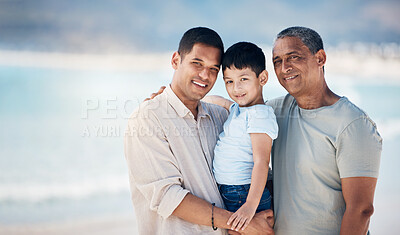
[294,84,340,110]
[169,85,199,119]
[185,102,199,119]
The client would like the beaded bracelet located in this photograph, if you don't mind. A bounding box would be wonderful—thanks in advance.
[211,203,217,230]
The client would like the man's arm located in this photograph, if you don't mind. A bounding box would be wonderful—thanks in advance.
[173,194,275,234]
[336,117,382,234]
[340,177,377,235]
[125,107,274,234]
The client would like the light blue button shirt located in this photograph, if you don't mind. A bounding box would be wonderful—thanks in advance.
[213,103,278,185]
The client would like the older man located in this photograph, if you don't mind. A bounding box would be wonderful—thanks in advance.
[125,27,274,235]
[268,26,382,234]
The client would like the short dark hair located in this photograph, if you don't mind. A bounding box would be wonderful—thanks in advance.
[178,27,224,60]
[276,26,324,54]
[222,42,265,77]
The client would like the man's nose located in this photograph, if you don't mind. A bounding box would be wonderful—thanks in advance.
[199,68,210,80]
[282,60,292,73]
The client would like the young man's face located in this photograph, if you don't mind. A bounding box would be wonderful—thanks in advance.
[272,36,323,98]
[223,67,266,107]
[171,43,221,103]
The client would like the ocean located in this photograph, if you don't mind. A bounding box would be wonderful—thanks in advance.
[0,51,399,234]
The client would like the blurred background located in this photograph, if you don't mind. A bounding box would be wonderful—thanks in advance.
[0,0,399,234]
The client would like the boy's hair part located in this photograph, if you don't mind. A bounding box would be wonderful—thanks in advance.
[276,26,324,54]
[222,42,266,77]
[178,27,224,61]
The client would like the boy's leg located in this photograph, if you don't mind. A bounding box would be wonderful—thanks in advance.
[218,184,247,212]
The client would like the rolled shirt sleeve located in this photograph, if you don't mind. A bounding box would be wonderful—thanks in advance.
[124,110,189,218]
[336,117,383,178]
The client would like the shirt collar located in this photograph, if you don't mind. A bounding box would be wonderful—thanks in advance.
[164,85,192,118]
[164,85,210,119]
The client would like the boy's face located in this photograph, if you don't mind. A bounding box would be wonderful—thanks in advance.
[223,67,266,107]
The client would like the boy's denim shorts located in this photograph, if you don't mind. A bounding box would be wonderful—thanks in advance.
[217,183,272,213]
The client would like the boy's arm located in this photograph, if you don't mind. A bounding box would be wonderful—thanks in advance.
[202,95,233,111]
[228,133,273,231]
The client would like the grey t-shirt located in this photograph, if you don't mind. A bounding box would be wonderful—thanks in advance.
[266,95,382,235]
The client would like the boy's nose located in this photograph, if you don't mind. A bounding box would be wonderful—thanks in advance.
[233,82,242,91]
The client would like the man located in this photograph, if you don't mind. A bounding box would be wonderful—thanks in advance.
[124,27,274,235]
[268,26,382,234]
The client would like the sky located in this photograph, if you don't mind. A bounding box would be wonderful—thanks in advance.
[0,0,399,53]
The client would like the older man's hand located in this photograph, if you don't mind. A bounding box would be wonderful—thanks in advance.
[228,209,274,235]
[144,86,166,101]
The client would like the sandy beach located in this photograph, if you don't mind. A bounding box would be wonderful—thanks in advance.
[0,215,138,235]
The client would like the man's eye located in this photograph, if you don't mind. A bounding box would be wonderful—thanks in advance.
[211,68,219,72]
[192,62,201,66]
[273,60,281,66]
[289,56,299,59]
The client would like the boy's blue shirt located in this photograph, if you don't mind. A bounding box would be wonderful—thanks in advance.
[213,102,278,185]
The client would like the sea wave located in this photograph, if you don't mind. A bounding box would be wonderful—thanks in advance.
[0,175,130,203]
[375,119,400,140]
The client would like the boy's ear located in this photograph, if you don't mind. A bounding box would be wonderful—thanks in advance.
[171,51,181,70]
[259,70,269,86]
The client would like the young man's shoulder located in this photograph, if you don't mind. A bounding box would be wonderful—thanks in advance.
[127,93,169,122]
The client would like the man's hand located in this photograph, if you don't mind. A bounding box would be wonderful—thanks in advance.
[228,210,274,235]
[144,86,166,101]
[228,202,257,231]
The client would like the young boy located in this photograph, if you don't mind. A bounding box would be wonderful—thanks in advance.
[204,42,278,232]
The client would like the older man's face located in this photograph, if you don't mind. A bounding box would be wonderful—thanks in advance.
[272,37,322,98]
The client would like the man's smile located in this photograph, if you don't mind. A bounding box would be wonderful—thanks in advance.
[283,75,298,81]
[192,80,208,88]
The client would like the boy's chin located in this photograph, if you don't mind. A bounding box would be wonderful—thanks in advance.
[236,101,250,107]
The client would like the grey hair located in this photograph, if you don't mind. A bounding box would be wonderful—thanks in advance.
[276,26,324,54]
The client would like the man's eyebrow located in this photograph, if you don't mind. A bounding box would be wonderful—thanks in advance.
[273,51,298,61]
[192,57,220,69]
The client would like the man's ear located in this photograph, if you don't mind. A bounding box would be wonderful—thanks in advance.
[315,49,326,67]
[171,51,181,70]
[259,70,269,86]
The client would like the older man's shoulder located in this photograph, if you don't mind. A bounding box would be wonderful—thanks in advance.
[337,97,376,123]
[265,94,294,111]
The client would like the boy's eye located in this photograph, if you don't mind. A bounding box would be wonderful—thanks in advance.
[240,78,248,81]
[192,61,201,66]
[225,80,232,84]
